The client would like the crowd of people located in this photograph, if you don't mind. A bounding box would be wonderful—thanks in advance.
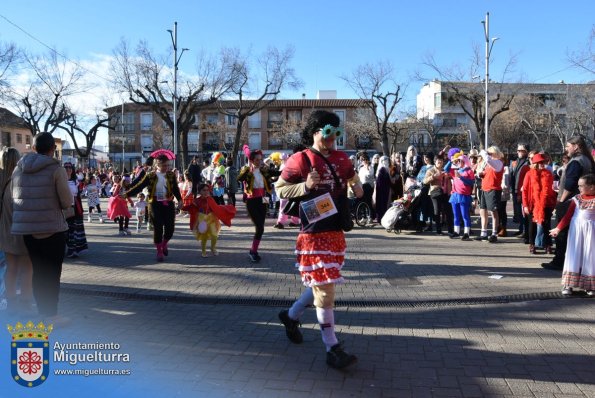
[0,120,593,369]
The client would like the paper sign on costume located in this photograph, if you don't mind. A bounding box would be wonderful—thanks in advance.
[300,192,337,224]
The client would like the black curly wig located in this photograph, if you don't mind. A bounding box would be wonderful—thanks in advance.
[302,110,341,146]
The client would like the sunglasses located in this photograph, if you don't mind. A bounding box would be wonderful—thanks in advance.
[318,124,343,139]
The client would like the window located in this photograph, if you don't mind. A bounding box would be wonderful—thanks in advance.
[248,112,261,129]
[206,114,219,126]
[16,133,22,144]
[287,110,302,123]
[225,111,237,126]
[333,110,345,148]
[25,135,31,145]
[267,110,283,128]
[442,118,457,127]
[224,132,235,150]
[123,112,135,132]
[248,132,261,149]
[141,134,153,152]
[333,110,345,126]
[1,131,10,147]
[409,132,429,146]
[188,131,200,151]
[434,93,441,108]
[140,113,153,130]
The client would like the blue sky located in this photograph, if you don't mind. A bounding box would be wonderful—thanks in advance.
[1,0,594,146]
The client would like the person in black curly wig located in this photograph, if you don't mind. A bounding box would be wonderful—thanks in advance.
[275,109,364,369]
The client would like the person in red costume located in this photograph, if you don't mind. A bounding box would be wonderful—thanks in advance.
[521,153,557,254]
[182,183,236,258]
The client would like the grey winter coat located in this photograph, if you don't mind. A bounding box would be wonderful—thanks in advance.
[11,152,72,236]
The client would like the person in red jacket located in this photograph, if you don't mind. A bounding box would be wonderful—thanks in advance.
[521,153,557,254]
[475,146,505,243]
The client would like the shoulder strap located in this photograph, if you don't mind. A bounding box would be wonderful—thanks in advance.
[307,148,340,185]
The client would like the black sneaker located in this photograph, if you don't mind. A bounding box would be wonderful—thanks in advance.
[449,233,460,239]
[326,343,357,369]
[541,261,563,270]
[488,235,498,243]
[474,235,489,241]
[273,223,284,229]
[278,310,303,344]
[461,233,471,241]
[249,251,259,263]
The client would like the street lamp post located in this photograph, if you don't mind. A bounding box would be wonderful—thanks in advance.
[167,22,189,168]
[481,12,499,150]
[121,102,125,172]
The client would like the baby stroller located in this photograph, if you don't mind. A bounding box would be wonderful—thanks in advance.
[381,185,423,233]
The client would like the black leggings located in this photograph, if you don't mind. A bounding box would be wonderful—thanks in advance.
[89,205,102,214]
[151,201,176,244]
[117,216,129,230]
[431,193,453,233]
[246,197,267,241]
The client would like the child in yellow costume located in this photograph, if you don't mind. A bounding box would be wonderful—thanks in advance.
[183,183,236,257]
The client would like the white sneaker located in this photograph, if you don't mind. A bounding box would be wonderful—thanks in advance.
[119,230,126,236]
[124,228,132,235]
[99,217,104,223]
[87,215,92,222]
[562,287,573,296]
[211,249,218,256]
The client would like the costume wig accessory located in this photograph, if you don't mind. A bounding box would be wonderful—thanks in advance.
[318,124,343,139]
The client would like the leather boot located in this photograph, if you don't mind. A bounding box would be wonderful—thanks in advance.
[498,227,507,237]
[529,244,536,254]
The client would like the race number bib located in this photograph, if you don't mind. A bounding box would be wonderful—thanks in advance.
[300,192,338,224]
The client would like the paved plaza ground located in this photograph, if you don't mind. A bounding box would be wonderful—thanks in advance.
[1,201,594,397]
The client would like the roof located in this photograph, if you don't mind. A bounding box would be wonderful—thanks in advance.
[0,107,27,128]
[104,98,373,113]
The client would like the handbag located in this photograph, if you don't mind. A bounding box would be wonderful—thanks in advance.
[281,152,312,217]
[308,148,353,232]
[429,187,444,199]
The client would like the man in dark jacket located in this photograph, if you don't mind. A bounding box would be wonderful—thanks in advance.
[186,156,202,197]
[11,132,72,326]
[542,136,594,270]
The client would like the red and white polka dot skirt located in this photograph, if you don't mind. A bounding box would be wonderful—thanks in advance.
[295,231,346,287]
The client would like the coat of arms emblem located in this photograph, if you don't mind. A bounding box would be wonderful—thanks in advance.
[7,321,53,387]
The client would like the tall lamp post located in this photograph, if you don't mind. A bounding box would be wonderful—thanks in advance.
[481,12,498,150]
[167,22,189,168]
[121,102,125,172]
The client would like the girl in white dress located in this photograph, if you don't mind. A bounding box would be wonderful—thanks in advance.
[550,174,595,296]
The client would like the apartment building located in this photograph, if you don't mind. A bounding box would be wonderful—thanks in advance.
[0,107,34,154]
[416,80,595,152]
[104,95,373,169]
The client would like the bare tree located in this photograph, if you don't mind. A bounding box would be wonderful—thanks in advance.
[420,46,519,149]
[513,94,569,152]
[566,86,595,143]
[56,112,112,166]
[9,51,84,136]
[110,39,239,169]
[341,60,403,155]
[0,40,18,99]
[344,108,377,149]
[219,46,302,161]
[489,108,527,155]
[267,117,305,150]
[568,26,595,75]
